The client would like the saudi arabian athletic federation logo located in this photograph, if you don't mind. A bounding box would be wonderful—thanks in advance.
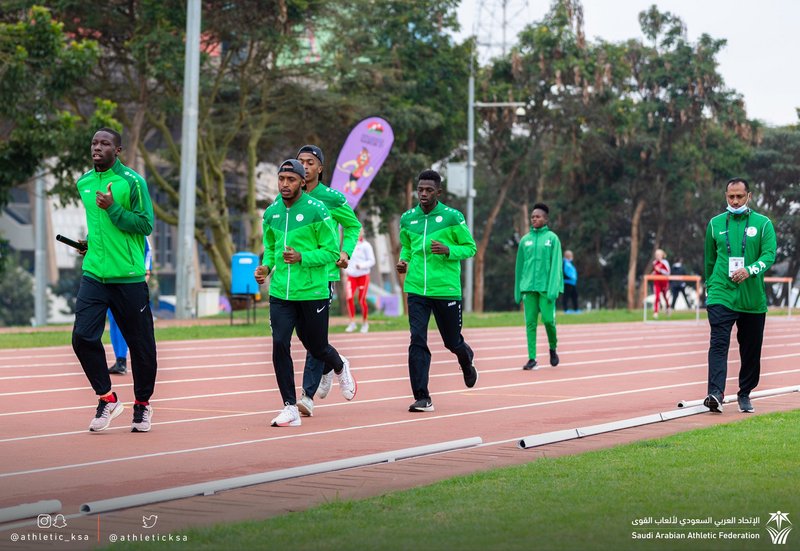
[766,511,792,545]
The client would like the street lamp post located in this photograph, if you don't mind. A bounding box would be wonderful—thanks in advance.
[464,81,525,313]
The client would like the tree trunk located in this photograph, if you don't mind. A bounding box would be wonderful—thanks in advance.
[626,198,646,309]
[387,213,405,315]
[474,156,525,312]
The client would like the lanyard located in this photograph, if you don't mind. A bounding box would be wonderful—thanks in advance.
[725,212,749,257]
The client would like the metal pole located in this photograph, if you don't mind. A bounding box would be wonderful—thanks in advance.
[465,73,475,313]
[33,170,47,326]
[175,0,201,319]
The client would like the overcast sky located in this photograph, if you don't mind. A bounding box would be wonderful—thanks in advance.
[456,0,799,127]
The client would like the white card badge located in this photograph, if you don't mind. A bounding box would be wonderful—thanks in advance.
[729,256,745,277]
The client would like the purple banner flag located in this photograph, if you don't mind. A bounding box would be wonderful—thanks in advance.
[330,117,394,208]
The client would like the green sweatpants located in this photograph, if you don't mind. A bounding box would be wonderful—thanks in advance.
[522,291,557,360]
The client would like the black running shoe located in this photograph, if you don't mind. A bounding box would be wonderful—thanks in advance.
[549,349,560,367]
[108,358,127,375]
[408,399,434,412]
[703,393,723,413]
[461,362,478,388]
[737,395,754,413]
[523,359,538,371]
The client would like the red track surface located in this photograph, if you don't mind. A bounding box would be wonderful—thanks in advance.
[2,318,799,518]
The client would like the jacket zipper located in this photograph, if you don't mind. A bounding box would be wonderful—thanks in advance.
[422,215,428,295]
[284,208,290,300]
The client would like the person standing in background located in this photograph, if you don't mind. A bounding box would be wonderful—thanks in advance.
[344,229,376,333]
[651,249,671,318]
[669,258,691,310]
[514,203,563,371]
[562,249,579,313]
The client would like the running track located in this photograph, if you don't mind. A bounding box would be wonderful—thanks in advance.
[2,318,799,520]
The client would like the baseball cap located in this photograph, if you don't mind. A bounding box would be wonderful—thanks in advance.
[296,144,324,165]
[278,159,306,179]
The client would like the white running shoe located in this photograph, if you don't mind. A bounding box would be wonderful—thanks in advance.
[271,404,301,427]
[336,355,357,401]
[89,394,124,432]
[317,370,334,399]
[360,322,369,333]
[297,393,314,417]
[345,321,357,333]
[131,404,153,432]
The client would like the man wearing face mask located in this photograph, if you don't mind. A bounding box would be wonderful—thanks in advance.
[702,178,776,414]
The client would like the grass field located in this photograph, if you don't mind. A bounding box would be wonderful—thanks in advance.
[106,410,800,551]
[0,308,711,349]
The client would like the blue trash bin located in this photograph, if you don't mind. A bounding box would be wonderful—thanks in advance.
[231,252,259,295]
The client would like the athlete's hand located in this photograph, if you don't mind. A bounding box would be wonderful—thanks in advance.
[283,246,302,264]
[731,268,749,284]
[96,183,114,210]
[78,239,88,256]
[254,265,270,284]
[335,251,349,269]
[396,260,408,274]
[430,240,449,256]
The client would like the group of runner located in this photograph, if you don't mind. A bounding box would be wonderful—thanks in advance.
[71,127,776,433]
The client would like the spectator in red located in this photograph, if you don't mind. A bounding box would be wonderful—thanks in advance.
[651,248,671,318]
[344,229,376,333]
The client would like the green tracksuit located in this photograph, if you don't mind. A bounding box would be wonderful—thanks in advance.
[399,201,477,298]
[261,193,339,301]
[76,158,154,282]
[704,210,776,313]
[514,225,563,359]
[307,183,361,281]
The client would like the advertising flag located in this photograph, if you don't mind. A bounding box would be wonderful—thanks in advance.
[330,117,394,208]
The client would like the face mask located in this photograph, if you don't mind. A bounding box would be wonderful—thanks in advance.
[726,201,749,215]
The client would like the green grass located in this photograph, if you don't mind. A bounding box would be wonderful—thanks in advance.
[107,410,800,551]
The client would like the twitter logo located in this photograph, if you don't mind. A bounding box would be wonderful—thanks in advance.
[142,515,158,529]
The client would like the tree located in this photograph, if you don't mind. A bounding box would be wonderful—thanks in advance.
[0,252,34,326]
[616,6,752,308]
[747,125,800,294]
[34,0,341,294]
[0,4,101,208]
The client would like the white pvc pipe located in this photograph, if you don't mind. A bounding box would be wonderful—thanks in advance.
[517,429,579,449]
[576,414,663,437]
[0,500,61,524]
[677,385,800,408]
[521,386,800,449]
[81,437,482,515]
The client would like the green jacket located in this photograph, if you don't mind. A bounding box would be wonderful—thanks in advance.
[704,209,776,313]
[76,158,154,283]
[307,183,362,281]
[399,201,476,299]
[261,192,339,300]
[514,225,563,303]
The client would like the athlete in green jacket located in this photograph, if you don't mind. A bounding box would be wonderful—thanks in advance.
[702,178,777,414]
[295,145,362,417]
[514,203,563,370]
[72,128,157,434]
[396,169,478,412]
[255,159,356,428]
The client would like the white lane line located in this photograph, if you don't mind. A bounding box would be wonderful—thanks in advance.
[2,326,798,369]
[4,373,799,480]
[4,334,799,380]
[3,365,799,444]
[3,340,798,398]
